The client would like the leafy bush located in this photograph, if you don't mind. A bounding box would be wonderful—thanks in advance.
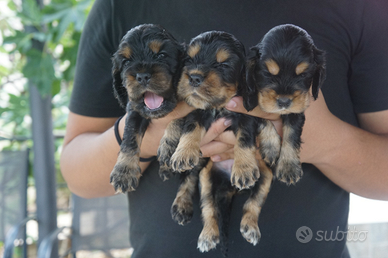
[0,0,93,142]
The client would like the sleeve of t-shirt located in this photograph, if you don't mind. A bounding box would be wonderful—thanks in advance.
[348,0,388,114]
[69,0,126,118]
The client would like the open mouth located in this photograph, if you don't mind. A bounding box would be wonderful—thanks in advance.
[144,91,164,110]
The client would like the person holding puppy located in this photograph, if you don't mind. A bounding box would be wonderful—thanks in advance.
[61,0,388,257]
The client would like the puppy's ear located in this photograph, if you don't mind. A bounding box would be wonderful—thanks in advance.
[312,47,326,100]
[243,46,260,111]
[112,52,128,108]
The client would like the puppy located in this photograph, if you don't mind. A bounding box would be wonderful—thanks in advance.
[245,24,326,184]
[110,24,184,193]
[158,31,274,253]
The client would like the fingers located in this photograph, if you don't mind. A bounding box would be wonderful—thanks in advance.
[152,101,194,127]
[167,101,195,120]
[226,96,280,121]
[201,141,234,160]
[200,118,232,146]
[226,96,283,136]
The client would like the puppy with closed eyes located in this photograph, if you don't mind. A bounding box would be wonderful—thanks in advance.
[110,24,184,193]
[158,31,275,253]
[245,24,326,185]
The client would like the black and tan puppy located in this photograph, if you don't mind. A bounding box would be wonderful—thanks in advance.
[110,24,184,193]
[158,31,275,253]
[159,31,260,190]
[245,24,326,184]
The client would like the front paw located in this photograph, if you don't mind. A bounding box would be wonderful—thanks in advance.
[275,158,303,185]
[110,161,141,193]
[231,161,260,190]
[157,140,175,168]
[170,148,201,172]
[260,143,281,166]
[158,165,173,181]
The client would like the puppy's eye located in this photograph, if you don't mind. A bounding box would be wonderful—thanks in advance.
[219,62,230,68]
[299,73,307,78]
[122,59,131,67]
[155,52,167,59]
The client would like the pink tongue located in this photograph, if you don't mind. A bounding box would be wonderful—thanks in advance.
[144,92,164,109]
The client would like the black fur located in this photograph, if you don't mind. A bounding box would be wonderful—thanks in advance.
[110,24,184,193]
[246,24,326,184]
[157,31,274,255]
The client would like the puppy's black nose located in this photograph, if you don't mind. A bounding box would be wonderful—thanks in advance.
[136,73,151,85]
[277,97,292,108]
[189,74,204,87]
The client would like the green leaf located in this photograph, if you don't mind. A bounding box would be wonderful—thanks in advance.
[20,0,43,26]
[3,31,33,53]
[22,49,57,96]
[51,79,61,96]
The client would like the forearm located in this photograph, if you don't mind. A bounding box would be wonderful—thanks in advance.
[60,114,151,198]
[301,98,388,200]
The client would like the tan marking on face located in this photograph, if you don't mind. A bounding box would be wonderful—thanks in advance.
[265,59,280,75]
[204,71,237,107]
[120,46,132,59]
[216,48,230,63]
[258,89,278,112]
[295,62,309,75]
[178,69,236,109]
[188,69,205,77]
[149,40,163,53]
[258,89,310,114]
[188,43,201,58]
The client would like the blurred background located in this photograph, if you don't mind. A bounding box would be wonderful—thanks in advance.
[0,0,387,257]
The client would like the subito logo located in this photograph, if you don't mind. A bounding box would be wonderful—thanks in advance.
[296,226,313,243]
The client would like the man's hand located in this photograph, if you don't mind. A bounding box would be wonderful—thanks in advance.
[200,96,283,162]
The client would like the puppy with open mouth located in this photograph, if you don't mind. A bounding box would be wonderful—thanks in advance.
[110,24,184,193]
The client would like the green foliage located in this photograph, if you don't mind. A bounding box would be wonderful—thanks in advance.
[2,0,93,96]
[0,0,94,185]
[0,0,94,141]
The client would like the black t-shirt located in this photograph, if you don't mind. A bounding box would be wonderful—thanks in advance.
[70,0,388,257]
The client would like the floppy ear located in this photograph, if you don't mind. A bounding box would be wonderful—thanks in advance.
[312,46,326,100]
[112,52,128,108]
[242,46,260,112]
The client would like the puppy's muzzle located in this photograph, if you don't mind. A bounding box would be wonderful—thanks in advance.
[189,74,204,87]
[277,97,292,109]
[136,72,151,86]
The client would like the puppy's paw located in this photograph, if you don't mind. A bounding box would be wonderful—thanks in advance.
[197,229,220,253]
[231,161,260,190]
[157,139,176,168]
[240,219,261,246]
[110,163,141,193]
[170,148,201,172]
[260,144,281,166]
[276,159,303,185]
[171,199,194,226]
[158,165,173,181]
[259,121,281,166]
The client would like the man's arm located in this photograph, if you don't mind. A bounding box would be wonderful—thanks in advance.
[60,102,194,198]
